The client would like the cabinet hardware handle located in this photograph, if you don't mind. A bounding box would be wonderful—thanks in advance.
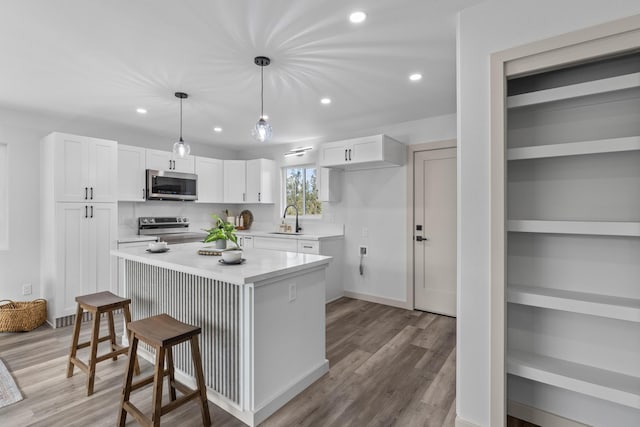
[345,149,348,162]
[85,187,88,200]
[85,205,88,218]
[142,188,146,199]
[90,206,94,218]
[173,160,175,169]
[303,245,313,248]
[258,192,261,202]
[348,149,352,161]
[90,187,93,200]
[243,193,246,202]
[415,236,427,242]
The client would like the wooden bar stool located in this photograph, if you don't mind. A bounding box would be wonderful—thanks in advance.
[66,291,139,396]
[118,313,211,427]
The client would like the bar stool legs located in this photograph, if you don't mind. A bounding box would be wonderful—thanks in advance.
[118,314,211,427]
[66,291,139,396]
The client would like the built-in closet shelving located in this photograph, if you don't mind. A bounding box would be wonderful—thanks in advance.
[505,52,640,424]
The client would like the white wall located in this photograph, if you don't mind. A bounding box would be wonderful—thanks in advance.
[456,2,640,425]
[239,113,456,305]
[0,106,238,301]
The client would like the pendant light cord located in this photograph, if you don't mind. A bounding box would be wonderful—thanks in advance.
[179,96,184,142]
[260,64,264,118]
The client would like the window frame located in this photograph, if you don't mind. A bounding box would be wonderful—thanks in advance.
[282,164,322,219]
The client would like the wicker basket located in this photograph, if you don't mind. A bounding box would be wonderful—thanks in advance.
[0,299,47,332]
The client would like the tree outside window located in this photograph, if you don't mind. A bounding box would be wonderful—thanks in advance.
[285,167,321,216]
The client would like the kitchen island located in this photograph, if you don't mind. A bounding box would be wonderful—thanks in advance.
[111,243,331,426]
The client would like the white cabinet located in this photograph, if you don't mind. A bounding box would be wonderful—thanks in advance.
[50,202,117,323]
[297,239,319,254]
[223,160,247,203]
[238,235,254,248]
[146,148,195,173]
[318,134,406,169]
[246,158,276,203]
[118,144,146,201]
[41,132,118,327]
[253,236,298,252]
[47,132,117,203]
[319,168,341,202]
[195,157,223,203]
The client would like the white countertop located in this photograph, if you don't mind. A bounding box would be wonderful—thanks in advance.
[235,230,343,241]
[111,242,331,285]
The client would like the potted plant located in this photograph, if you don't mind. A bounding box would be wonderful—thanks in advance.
[203,214,238,249]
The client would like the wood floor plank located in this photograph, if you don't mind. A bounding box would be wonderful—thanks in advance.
[0,297,457,426]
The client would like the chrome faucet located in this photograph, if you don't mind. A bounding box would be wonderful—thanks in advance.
[283,204,302,233]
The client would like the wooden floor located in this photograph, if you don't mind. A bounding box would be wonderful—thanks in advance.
[0,297,456,426]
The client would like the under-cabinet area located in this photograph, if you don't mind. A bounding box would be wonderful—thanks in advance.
[504,52,640,426]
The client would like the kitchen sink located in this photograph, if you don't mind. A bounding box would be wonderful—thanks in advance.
[268,232,304,235]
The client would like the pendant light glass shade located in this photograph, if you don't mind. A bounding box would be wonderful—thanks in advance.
[172,92,191,158]
[253,118,272,142]
[253,56,272,142]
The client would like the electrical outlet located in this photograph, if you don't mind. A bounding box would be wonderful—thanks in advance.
[288,283,297,302]
[359,246,368,257]
[22,283,32,296]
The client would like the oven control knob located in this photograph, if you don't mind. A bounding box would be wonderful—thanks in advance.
[141,218,148,224]
[183,217,188,223]
[149,218,155,223]
[176,218,181,222]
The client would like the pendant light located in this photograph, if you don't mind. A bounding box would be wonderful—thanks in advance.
[252,56,272,142]
[172,92,191,158]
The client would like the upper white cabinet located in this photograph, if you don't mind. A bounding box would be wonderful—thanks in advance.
[118,144,146,202]
[319,168,342,202]
[318,134,406,169]
[196,157,223,203]
[223,160,247,203]
[146,148,195,173]
[246,158,276,203]
[45,132,117,203]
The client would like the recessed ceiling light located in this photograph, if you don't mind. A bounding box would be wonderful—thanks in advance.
[349,11,367,23]
[321,98,331,105]
[213,127,222,133]
[136,108,147,114]
[409,73,423,82]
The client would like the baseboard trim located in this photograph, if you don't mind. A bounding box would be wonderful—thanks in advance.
[508,400,589,427]
[343,290,410,309]
[455,416,481,427]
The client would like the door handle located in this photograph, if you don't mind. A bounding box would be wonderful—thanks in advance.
[258,192,261,202]
[85,205,88,218]
[85,187,88,200]
[345,149,348,162]
[90,206,94,218]
[90,187,93,200]
[348,149,352,161]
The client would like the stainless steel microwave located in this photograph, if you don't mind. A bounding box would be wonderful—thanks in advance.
[146,169,197,201]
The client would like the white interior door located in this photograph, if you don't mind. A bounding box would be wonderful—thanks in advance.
[414,148,457,316]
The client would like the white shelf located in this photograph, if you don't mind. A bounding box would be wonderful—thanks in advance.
[507,136,640,160]
[508,351,640,409]
[507,72,640,108]
[507,285,640,322]
[507,220,640,237]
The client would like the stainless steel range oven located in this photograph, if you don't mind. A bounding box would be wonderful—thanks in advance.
[138,217,207,244]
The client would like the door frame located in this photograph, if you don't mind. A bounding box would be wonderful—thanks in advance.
[406,139,457,311]
[489,15,640,427]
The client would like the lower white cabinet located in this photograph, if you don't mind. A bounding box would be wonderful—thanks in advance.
[253,236,298,252]
[42,203,117,327]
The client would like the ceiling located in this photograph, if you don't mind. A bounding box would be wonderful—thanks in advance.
[0,0,482,148]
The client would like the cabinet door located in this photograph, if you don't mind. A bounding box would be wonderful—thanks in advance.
[319,143,348,167]
[55,203,90,316]
[118,145,146,201]
[88,138,117,202]
[239,235,254,248]
[253,236,298,252]
[223,160,246,203]
[146,149,173,171]
[351,137,382,164]
[172,155,195,174]
[246,159,275,203]
[54,134,90,202]
[86,203,118,295]
[195,157,223,203]
[298,240,320,254]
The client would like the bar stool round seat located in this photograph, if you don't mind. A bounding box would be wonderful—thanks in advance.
[66,291,139,396]
[118,313,211,427]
